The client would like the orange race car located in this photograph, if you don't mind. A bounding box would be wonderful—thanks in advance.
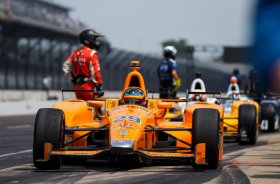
[33,61,224,170]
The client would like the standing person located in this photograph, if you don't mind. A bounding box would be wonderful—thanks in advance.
[157,45,181,98]
[244,68,264,103]
[62,29,104,100]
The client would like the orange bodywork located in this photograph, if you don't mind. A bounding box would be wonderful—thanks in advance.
[195,143,206,164]
[43,61,223,167]
[184,102,224,127]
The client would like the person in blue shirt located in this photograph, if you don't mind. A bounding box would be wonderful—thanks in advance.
[157,45,181,98]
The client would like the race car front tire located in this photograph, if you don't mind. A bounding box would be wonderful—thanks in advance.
[33,108,64,169]
[238,105,257,145]
[192,108,220,169]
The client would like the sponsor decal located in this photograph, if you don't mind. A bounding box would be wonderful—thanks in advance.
[113,116,141,124]
[261,120,268,130]
[120,129,129,135]
[128,116,141,124]
[113,116,126,123]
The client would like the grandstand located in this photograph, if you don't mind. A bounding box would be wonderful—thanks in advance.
[0,0,109,90]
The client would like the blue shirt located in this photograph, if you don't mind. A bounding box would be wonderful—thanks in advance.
[157,59,177,86]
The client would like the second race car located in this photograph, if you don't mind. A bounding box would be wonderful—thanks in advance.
[222,77,259,144]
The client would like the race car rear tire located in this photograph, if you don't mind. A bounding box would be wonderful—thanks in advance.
[260,103,278,132]
[33,108,64,169]
[238,105,257,145]
[192,108,220,169]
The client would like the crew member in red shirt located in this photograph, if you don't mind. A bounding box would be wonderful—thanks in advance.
[62,29,104,100]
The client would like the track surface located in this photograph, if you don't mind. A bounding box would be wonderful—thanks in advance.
[0,115,279,184]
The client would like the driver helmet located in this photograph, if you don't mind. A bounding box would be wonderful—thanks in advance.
[79,29,103,50]
[163,45,177,59]
[230,76,238,83]
[123,88,145,105]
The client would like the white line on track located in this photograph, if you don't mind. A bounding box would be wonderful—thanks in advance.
[0,149,32,158]
[7,124,32,129]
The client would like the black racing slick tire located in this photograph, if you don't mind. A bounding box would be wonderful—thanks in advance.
[33,108,64,169]
[238,105,258,145]
[260,103,278,132]
[192,108,220,170]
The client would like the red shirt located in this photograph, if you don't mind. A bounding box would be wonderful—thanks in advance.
[63,45,103,85]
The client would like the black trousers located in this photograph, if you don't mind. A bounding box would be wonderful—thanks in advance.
[159,84,177,98]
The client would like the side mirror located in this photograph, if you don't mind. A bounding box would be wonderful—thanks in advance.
[157,102,173,109]
[88,101,105,119]
[87,101,104,108]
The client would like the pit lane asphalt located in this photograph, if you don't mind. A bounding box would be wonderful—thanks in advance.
[0,115,279,184]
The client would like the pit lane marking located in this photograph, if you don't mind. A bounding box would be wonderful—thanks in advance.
[0,149,32,158]
[0,163,31,172]
[6,124,32,129]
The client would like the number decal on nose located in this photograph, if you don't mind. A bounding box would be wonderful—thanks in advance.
[128,116,141,124]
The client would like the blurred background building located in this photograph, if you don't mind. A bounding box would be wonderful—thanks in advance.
[0,0,252,94]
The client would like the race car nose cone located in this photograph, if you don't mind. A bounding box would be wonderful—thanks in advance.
[111,140,134,155]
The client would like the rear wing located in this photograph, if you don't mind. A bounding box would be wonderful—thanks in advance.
[187,91,222,95]
[186,90,222,98]
[150,90,222,102]
[220,92,280,101]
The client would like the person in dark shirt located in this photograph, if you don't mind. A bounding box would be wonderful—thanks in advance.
[244,68,266,103]
[157,45,181,98]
